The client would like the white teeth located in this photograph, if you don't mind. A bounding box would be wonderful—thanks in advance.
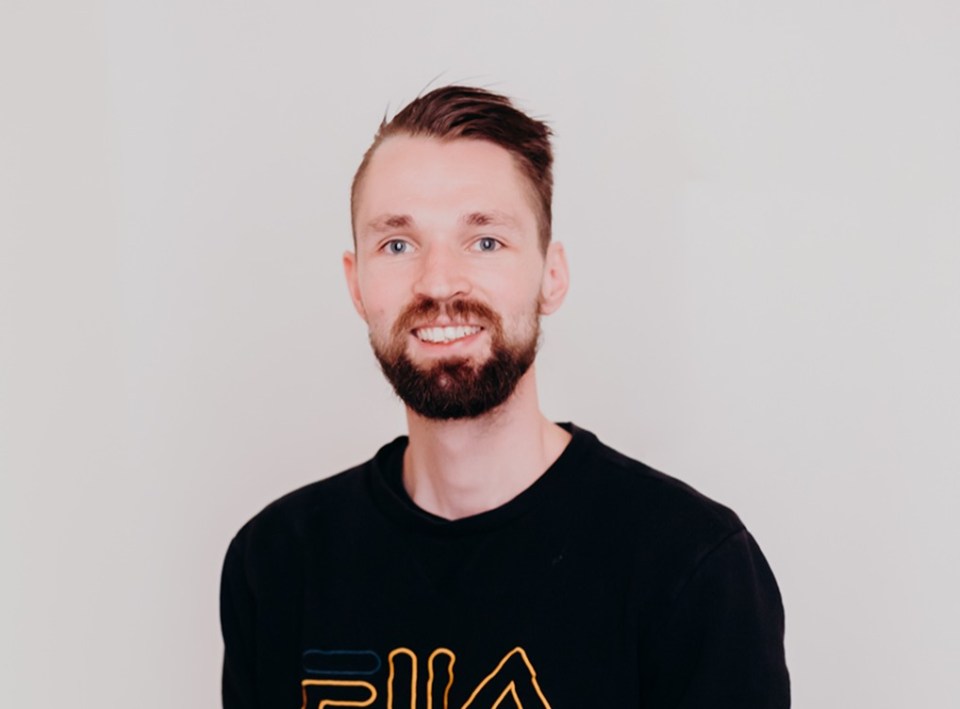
[415,326,481,343]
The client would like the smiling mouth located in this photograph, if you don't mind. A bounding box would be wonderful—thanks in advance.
[413,325,483,344]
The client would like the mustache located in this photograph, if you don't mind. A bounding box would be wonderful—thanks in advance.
[391,297,501,336]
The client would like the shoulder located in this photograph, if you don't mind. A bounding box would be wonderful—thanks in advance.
[225,433,405,562]
[220,439,402,599]
[564,426,784,621]
[222,463,364,577]
[576,426,741,527]
[568,425,747,566]
[240,431,408,529]
[242,463,366,536]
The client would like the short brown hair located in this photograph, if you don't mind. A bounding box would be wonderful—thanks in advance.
[351,86,554,252]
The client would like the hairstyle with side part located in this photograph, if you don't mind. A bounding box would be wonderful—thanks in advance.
[351,86,554,252]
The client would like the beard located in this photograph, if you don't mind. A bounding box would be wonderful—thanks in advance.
[371,297,540,420]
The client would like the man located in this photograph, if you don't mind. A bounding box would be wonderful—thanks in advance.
[220,86,790,708]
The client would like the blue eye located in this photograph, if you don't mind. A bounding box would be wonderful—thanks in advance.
[475,237,501,252]
[383,239,411,255]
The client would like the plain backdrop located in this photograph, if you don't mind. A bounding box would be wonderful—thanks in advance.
[2,1,958,707]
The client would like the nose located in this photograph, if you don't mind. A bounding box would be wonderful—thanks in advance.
[412,244,471,301]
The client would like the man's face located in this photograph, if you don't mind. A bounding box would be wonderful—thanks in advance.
[345,135,567,419]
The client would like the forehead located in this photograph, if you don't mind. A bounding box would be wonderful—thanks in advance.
[354,136,539,233]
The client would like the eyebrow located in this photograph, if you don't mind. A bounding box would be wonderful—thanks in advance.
[365,214,413,233]
[461,211,519,229]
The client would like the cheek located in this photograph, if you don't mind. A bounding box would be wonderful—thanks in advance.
[365,307,397,337]
[363,294,410,342]
[480,260,542,295]
[358,262,416,301]
[356,274,400,319]
[499,289,544,330]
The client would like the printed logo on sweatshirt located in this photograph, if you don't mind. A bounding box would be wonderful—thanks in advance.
[300,646,552,708]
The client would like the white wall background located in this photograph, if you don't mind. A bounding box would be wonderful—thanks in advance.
[2,1,958,707]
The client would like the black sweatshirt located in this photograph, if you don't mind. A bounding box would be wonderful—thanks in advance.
[220,424,790,708]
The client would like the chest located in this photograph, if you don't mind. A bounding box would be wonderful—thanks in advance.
[286,517,645,708]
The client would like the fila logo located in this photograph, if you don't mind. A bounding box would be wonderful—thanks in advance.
[300,646,552,709]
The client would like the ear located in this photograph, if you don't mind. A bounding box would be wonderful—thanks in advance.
[539,242,569,315]
[342,250,368,321]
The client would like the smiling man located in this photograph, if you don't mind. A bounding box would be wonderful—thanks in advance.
[347,136,559,433]
[220,87,790,708]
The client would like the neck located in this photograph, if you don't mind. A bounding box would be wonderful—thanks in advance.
[402,366,571,520]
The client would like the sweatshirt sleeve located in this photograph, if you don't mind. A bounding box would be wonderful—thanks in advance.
[220,533,258,709]
[640,528,791,708]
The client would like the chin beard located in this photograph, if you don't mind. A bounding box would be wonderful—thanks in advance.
[371,297,540,420]
[374,339,538,420]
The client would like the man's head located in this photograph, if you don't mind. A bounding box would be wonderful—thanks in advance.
[351,86,554,253]
[345,87,568,421]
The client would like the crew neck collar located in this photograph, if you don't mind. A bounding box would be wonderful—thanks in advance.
[367,422,595,536]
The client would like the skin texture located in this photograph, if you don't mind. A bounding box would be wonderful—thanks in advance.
[344,135,571,520]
